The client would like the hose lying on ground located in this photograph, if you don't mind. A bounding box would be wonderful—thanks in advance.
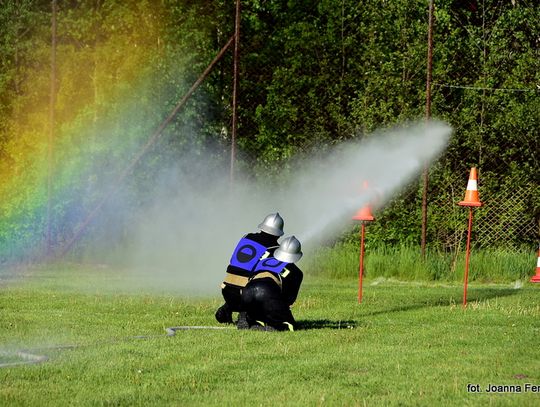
[0,326,234,368]
[165,326,233,336]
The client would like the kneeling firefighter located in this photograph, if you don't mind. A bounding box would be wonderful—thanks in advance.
[240,235,304,332]
[215,213,285,327]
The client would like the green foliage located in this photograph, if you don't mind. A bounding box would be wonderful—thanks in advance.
[0,0,229,259]
[0,1,538,260]
[237,0,538,248]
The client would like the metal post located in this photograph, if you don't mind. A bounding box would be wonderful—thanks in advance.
[463,207,473,307]
[230,0,241,187]
[47,0,57,256]
[421,0,434,259]
[358,222,366,303]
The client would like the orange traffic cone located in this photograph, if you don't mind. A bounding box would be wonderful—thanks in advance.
[352,205,375,221]
[530,246,540,283]
[458,167,483,207]
[352,181,376,221]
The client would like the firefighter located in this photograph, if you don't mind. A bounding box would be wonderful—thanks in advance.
[240,235,304,332]
[215,213,285,327]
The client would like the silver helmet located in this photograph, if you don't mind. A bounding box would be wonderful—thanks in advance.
[257,212,284,236]
[274,235,303,263]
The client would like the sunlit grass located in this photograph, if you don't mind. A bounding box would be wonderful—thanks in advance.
[1,264,539,406]
[304,243,536,283]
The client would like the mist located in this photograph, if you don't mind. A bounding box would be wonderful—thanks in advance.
[120,120,452,294]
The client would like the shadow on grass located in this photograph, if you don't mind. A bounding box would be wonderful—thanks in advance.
[362,287,520,318]
[296,319,357,330]
[467,287,519,303]
[297,287,521,330]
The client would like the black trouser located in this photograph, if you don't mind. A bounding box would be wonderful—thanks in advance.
[241,277,295,331]
[221,284,243,312]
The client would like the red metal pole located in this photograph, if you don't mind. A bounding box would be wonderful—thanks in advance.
[358,222,366,303]
[463,207,474,307]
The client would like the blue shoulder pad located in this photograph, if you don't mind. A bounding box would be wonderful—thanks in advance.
[254,257,289,275]
[230,237,268,272]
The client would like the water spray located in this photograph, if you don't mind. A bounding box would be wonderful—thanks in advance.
[111,120,453,294]
[7,120,452,295]
[288,120,452,248]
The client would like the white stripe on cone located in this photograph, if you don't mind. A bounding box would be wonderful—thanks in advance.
[466,179,478,190]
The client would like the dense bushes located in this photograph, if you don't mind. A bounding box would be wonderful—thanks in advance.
[0,1,538,261]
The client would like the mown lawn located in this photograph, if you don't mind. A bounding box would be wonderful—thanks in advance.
[1,265,539,406]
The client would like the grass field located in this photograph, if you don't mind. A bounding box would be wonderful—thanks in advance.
[1,264,539,406]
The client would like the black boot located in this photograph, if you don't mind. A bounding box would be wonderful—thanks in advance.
[215,303,233,324]
[236,312,249,330]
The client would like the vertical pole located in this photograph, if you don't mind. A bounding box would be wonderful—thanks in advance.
[421,0,434,259]
[47,0,57,256]
[358,222,366,303]
[230,0,241,187]
[463,207,473,307]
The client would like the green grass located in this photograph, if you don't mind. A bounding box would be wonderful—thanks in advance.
[1,264,539,406]
[304,243,537,283]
